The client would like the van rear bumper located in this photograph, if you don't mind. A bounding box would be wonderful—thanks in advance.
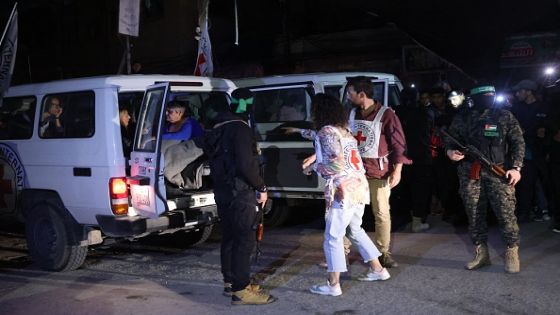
[95,205,217,238]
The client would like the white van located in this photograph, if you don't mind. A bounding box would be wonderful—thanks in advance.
[0,75,235,271]
[234,72,403,225]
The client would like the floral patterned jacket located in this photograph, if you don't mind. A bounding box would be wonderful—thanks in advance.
[306,125,370,209]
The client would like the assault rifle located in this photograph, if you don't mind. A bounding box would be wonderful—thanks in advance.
[253,152,266,264]
[254,201,264,264]
[440,128,507,178]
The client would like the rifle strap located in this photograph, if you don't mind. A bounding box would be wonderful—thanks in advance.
[469,160,481,180]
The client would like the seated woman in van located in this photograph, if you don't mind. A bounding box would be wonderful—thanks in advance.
[162,100,204,141]
[40,96,65,137]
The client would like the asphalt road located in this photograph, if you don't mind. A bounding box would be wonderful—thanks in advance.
[0,213,559,315]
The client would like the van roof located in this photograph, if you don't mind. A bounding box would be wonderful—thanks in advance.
[234,72,401,87]
[5,75,236,96]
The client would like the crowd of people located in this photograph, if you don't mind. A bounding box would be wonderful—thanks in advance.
[122,76,559,305]
[399,78,560,234]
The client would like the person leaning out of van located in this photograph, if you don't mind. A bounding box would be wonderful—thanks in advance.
[119,105,134,159]
[163,100,204,141]
[40,96,64,137]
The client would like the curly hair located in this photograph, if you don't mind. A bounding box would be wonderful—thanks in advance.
[312,93,348,130]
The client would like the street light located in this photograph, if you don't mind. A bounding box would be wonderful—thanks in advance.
[545,67,555,76]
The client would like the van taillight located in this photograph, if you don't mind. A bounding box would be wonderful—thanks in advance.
[109,177,129,215]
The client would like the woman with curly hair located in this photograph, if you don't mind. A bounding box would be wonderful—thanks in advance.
[293,93,390,296]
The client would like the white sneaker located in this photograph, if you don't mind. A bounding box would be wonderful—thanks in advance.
[412,222,430,233]
[309,281,342,296]
[357,268,391,281]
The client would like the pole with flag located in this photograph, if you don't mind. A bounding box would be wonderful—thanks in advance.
[194,0,213,77]
[0,2,18,102]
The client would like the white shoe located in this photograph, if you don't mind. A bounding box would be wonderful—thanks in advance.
[309,281,342,296]
[412,222,430,233]
[357,268,391,281]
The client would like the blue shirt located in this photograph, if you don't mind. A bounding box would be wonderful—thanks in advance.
[162,118,204,141]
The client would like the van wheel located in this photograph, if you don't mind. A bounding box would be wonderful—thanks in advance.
[264,198,291,227]
[25,206,87,271]
[186,224,213,246]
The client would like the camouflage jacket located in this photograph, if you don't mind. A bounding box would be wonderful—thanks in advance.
[445,108,525,169]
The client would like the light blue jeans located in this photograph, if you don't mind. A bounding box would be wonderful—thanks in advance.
[324,201,382,272]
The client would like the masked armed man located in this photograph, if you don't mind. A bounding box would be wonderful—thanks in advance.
[446,84,525,273]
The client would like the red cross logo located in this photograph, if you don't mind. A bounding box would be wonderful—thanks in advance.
[0,165,13,208]
[350,149,361,170]
[354,131,367,146]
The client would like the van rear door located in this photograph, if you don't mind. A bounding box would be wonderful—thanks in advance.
[128,83,169,218]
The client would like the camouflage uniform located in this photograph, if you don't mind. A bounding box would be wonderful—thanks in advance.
[446,108,525,246]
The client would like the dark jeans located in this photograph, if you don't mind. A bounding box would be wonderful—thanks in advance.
[402,164,433,222]
[549,164,560,224]
[515,159,537,222]
[216,189,257,292]
[433,155,464,219]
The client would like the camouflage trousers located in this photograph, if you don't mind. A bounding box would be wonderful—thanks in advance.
[457,165,520,247]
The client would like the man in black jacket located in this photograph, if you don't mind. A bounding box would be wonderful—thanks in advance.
[202,88,276,305]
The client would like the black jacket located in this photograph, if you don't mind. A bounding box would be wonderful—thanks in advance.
[199,112,265,198]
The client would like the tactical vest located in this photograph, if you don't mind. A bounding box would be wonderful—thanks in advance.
[468,109,507,165]
[348,106,390,169]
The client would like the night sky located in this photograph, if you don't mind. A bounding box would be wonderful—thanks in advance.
[1,0,560,85]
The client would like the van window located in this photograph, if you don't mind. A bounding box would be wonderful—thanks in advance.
[324,85,343,99]
[0,96,37,140]
[135,87,165,152]
[170,91,229,128]
[388,84,401,108]
[253,87,312,123]
[118,91,144,125]
[39,91,95,139]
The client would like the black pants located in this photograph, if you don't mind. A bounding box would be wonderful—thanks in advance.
[216,189,257,292]
[402,165,433,222]
[433,155,464,219]
[549,164,560,224]
[515,159,537,222]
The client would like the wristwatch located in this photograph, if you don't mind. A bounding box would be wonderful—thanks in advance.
[257,185,267,193]
[512,166,521,172]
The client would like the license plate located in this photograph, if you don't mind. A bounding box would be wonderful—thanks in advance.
[131,185,150,207]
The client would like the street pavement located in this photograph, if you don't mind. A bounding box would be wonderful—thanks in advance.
[0,214,559,315]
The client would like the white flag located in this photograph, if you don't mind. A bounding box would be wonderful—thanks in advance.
[0,3,18,99]
[194,0,213,77]
[118,0,140,37]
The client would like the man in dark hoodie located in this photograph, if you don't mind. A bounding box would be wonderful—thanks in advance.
[201,88,276,305]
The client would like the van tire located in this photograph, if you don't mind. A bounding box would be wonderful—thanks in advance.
[264,198,291,227]
[25,206,88,271]
[187,224,213,246]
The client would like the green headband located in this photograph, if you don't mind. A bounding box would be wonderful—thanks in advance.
[470,86,495,95]
[231,97,254,113]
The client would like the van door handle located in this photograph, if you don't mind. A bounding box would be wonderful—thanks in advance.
[73,167,92,177]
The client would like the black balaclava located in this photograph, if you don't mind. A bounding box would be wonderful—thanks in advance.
[469,85,496,111]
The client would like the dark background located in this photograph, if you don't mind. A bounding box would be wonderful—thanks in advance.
[1,0,559,90]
